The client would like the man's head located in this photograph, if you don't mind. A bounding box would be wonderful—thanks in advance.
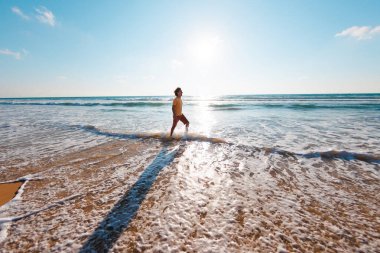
[174,87,182,97]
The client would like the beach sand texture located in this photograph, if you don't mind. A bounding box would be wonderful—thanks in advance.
[0,139,379,252]
[0,182,23,207]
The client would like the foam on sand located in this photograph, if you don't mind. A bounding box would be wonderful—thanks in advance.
[79,124,226,144]
[0,139,166,250]
[0,139,379,252]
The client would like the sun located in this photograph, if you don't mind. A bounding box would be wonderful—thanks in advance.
[189,35,223,62]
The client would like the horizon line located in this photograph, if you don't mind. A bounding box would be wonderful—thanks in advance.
[1,92,380,99]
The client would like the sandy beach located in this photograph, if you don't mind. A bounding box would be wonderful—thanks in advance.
[0,182,23,207]
[1,138,379,252]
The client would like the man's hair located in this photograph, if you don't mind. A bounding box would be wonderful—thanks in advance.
[174,87,182,96]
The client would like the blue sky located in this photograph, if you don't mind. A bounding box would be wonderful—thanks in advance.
[1,0,379,97]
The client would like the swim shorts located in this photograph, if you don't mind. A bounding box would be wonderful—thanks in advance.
[173,114,189,125]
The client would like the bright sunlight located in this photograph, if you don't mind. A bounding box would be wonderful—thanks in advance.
[188,35,223,62]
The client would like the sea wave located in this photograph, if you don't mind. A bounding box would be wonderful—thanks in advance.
[0,123,10,129]
[302,150,380,164]
[219,93,380,101]
[1,95,380,111]
[260,147,380,164]
[77,125,226,143]
[208,103,380,110]
[0,101,169,107]
[77,125,380,164]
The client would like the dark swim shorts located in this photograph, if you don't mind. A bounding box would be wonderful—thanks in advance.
[173,114,189,125]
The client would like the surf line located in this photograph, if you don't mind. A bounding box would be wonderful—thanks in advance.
[0,181,23,208]
[78,125,227,144]
[0,193,81,243]
[0,178,29,208]
[0,173,47,208]
[0,174,81,243]
[80,125,379,164]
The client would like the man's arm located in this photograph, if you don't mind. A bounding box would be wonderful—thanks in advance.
[172,99,177,116]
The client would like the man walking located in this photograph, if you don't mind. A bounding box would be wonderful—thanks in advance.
[170,87,189,137]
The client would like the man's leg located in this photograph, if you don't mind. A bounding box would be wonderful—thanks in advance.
[170,116,180,136]
[179,115,190,132]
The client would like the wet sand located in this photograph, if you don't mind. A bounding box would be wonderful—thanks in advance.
[0,182,23,207]
[0,139,379,252]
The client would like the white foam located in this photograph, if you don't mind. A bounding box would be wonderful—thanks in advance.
[0,191,82,243]
[0,222,11,243]
[104,142,380,252]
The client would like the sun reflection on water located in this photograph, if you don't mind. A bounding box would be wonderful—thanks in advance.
[193,100,215,137]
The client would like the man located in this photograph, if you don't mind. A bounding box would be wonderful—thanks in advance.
[170,87,189,137]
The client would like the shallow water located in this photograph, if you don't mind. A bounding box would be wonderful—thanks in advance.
[0,94,379,252]
[1,94,380,164]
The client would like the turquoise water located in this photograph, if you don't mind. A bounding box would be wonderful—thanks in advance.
[1,94,379,165]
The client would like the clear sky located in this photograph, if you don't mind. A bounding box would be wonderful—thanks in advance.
[1,0,380,97]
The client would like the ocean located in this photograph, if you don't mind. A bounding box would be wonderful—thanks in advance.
[0,94,379,252]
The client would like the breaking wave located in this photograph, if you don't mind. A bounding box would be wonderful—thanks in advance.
[78,125,380,164]
[0,101,170,107]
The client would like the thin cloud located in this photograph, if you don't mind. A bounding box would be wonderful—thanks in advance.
[336,25,380,40]
[370,26,380,35]
[0,49,22,60]
[11,6,30,20]
[35,6,56,27]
